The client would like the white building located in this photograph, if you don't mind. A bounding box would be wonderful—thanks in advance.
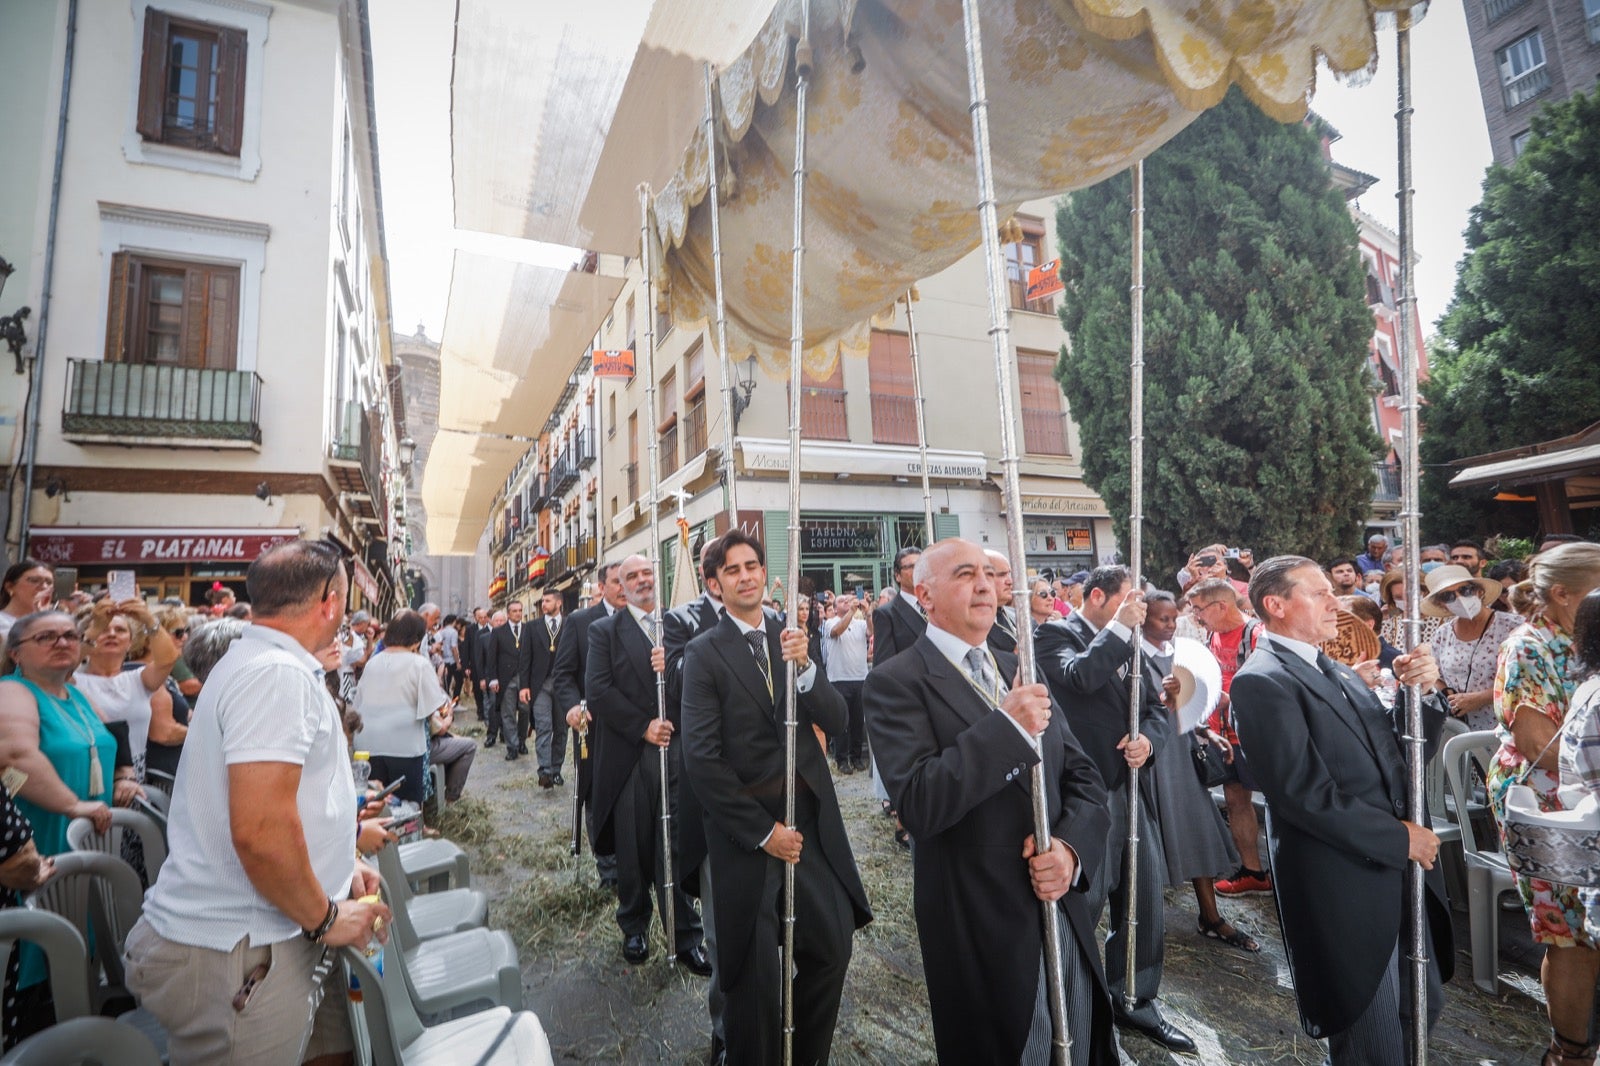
[0,0,405,608]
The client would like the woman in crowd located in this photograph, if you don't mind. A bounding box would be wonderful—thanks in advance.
[0,610,124,1034]
[437,614,464,699]
[1423,564,1522,732]
[1028,577,1060,630]
[0,563,54,642]
[133,608,193,781]
[794,596,829,755]
[0,776,53,1049]
[1379,567,1443,648]
[1557,590,1600,1066]
[72,600,178,785]
[161,607,202,702]
[353,609,451,805]
[1140,592,1257,953]
[1339,594,1401,669]
[1489,542,1600,1066]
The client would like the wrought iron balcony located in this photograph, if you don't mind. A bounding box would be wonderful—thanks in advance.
[62,359,262,445]
[551,451,579,495]
[574,428,596,469]
[1372,462,1402,505]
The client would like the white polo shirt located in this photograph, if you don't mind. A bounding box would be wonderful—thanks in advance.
[144,624,357,950]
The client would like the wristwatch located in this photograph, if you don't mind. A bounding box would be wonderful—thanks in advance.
[303,898,338,943]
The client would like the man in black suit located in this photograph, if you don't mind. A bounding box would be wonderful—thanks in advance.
[585,553,709,972]
[864,538,1117,1065]
[681,530,872,1066]
[488,601,532,758]
[465,607,494,721]
[871,545,925,666]
[1033,565,1192,1054]
[986,548,1021,656]
[556,562,624,887]
[1231,555,1451,1065]
[530,588,567,788]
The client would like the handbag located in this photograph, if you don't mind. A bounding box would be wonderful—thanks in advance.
[1501,678,1600,889]
[1192,733,1229,790]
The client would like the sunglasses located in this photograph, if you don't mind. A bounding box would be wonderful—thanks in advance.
[308,537,353,601]
[1433,587,1478,605]
[22,629,81,648]
[1196,555,1219,568]
[1033,590,1054,598]
[171,628,189,638]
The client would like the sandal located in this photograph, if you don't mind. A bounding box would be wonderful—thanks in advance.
[1198,916,1259,953]
[1543,1031,1598,1066]
[893,826,911,850]
[880,799,894,818]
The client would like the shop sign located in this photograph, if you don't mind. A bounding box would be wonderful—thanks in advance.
[1026,258,1064,301]
[593,349,636,379]
[800,519,882,555]
[352,559,380,602]
[28,527,300,566]
[1024,517,1093,556]
[1020,494,1106,517]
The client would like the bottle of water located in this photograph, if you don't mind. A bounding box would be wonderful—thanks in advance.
[347,893,384,1003]
[351,750,371,794]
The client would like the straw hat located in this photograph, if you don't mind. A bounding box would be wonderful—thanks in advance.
[1421,564,1502,619]
[1378,568,1408,607]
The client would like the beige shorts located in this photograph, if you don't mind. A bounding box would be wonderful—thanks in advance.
[124,917,352,1065]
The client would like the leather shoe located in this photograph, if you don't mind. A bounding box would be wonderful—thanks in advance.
[518,741,530,755]
[505,747,519,761]
[484,736,498,748]
[709,1033,726,1066]
[676,945,713,976]
[1114,1004,1197,1054]
[622,934,649,964]
[538,771,554,789]
[553,773,564,786]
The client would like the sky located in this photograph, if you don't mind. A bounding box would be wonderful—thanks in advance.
[370,2,1493,344]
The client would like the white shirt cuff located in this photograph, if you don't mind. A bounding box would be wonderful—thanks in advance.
[1104,619,1132,644]
[758,826,775,848]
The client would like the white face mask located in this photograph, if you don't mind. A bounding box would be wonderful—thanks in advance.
[1445,594,1481,621]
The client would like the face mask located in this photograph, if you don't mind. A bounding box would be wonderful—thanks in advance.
[1446,594,1481,621]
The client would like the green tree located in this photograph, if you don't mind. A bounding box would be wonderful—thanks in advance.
[1420,88,1600,539]
[1054,88,1380,578]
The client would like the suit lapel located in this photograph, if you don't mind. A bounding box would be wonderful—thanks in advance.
[916,639,991,732]
[1329,663,1407,795]
[893,594,926,642]
[1269,644,1380,762]
[712,615,777,718]
[617,611,654,691]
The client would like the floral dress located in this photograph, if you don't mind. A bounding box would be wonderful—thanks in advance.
[1487,613,1587,947]
[1557,676,1600,942]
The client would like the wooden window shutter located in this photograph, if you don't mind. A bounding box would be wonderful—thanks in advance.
[136,10,169,141]
[103,252,134,362]
[204,268,239,369]
[181,266,207,367]
[215,27,247,156]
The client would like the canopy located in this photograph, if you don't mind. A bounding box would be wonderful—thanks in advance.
[421,429,531,555]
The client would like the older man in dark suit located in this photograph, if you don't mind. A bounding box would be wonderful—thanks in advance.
[1231,555,1452,1065]
[1034,565,1191,1054]
[681,530,871,1066]
[555,561,624,888]
[871,546,926,666]
[585,553,710,972]
[865,538,1116,1065]
[986,548,1021,657]
[487,601,533,758]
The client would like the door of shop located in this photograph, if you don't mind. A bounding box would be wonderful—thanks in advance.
[801,562,888,601]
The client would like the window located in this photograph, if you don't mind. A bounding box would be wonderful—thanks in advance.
[625,296,636,355]
[627,413,640,501]
[658,369,679,476]
[1497,32,1549,109]
[607,392,617,438]
[104,252,239,368]
[1588,0,1600,44]
[137,9,246,156]
[795,362,848,440]
[1017,349,1068,456]
[683,343,707,458]
[1004,217,1053,313]
[868,330,918,445]
[1510,130,1532,158]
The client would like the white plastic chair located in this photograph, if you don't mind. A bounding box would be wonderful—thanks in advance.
[374,842,487,941]
[428,764,449,815]
[1442,729,1519,993]
[0,909,92,1023]
[0,1016,161,1066]
[24,852,144,1011]
[66,809,168,886]
[372,874,520,1022]
[342,948,551,1066]
[398,837,470,894]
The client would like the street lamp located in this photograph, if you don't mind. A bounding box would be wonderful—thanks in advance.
[731,353,758,430]
[398,436,417,472]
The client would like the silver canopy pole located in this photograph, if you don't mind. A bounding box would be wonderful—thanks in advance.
[1394,9,1429,1064]
[1122,159,1146,1013]
[958,1,1071,1060]
[902,290,936,543]
[637,183,677,967]
[780,5,813,1064]
[704,63,741,527]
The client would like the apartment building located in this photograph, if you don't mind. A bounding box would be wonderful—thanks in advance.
[1465,0,1600,165]
[0,0,405,607]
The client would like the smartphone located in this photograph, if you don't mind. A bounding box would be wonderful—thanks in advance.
[54,567,78,597]
[1226,548,1240,559]
[373,776,406,802]
[108,570,136,602]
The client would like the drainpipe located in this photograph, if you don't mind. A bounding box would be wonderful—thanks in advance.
[18,0,78,558]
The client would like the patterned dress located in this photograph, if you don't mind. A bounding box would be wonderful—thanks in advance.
[0,786,35,1049]
[1557,676,1600,941]
[1487,613,1587,947]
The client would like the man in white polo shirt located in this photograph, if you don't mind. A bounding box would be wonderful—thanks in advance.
[125,539,390,1065]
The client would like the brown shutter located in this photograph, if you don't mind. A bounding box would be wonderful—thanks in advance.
[104,252,134,362]
[205,267,239,369]
[216,27,247,156]
[136,10,169,141]
[181,266,208,367]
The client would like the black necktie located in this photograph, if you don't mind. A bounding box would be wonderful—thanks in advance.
[746,630,774,702]
[1315,652,1356,706]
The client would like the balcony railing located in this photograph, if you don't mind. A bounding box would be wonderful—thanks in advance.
[659,424,679,477]
[575,536,597,570]
[1503,64,1551,109]
[1373,462,1401,505]
[528,474,549,512]
[551,452,578,495]
[798,386,849,441]
[548,542,568,578]
[1485,0,1529,24]
[62,359,263,444]
[683,401,708,458]
[870,393,919,446]
[574,428,596,469]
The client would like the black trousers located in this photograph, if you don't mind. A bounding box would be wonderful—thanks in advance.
[722,814,854,1066]
[613,740,702,952]
[1086,789,1166,1011]
[828,680,866,764]
[1327,940,1443,1066]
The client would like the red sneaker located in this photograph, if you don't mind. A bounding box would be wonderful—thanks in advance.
[1215,870,1273,896]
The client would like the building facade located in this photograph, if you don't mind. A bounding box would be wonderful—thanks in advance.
[0,0,405,607]
[1465,0,1600,166]
[481,196,1114,610]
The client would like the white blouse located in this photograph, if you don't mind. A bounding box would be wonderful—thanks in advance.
[353,650,449,758]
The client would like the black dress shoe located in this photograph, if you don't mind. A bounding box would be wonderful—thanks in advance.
[505,747,519,761]
[676,945,713,976]
[518,741,530,755]
[484,736,498,748]
[709,1033,726,1066]
[538,771,554,789]
[552,773,564,786]
[622,934,649,963]
[1114,1004,1198,1054]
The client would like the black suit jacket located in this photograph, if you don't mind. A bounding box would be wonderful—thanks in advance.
[870,593,926,667]
[585,608,666,847]
[681,613,872,989]
[553,602,611,803]
[664,593,727,894]
[467,622,494,680]
[488,621,534,690]
[987,606,1020,657]
[528,613,563,692]
[864,637,1116,1066]
[1232,639,1454,1038]
[1033,612,1170,803]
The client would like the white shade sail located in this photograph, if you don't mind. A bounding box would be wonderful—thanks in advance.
[422,429,531,555]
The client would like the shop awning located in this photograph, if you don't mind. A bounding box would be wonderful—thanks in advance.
[739,437,986,480]
[989,474,1109,519]
[1450,443,1600,489]
[27,527,301,566]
